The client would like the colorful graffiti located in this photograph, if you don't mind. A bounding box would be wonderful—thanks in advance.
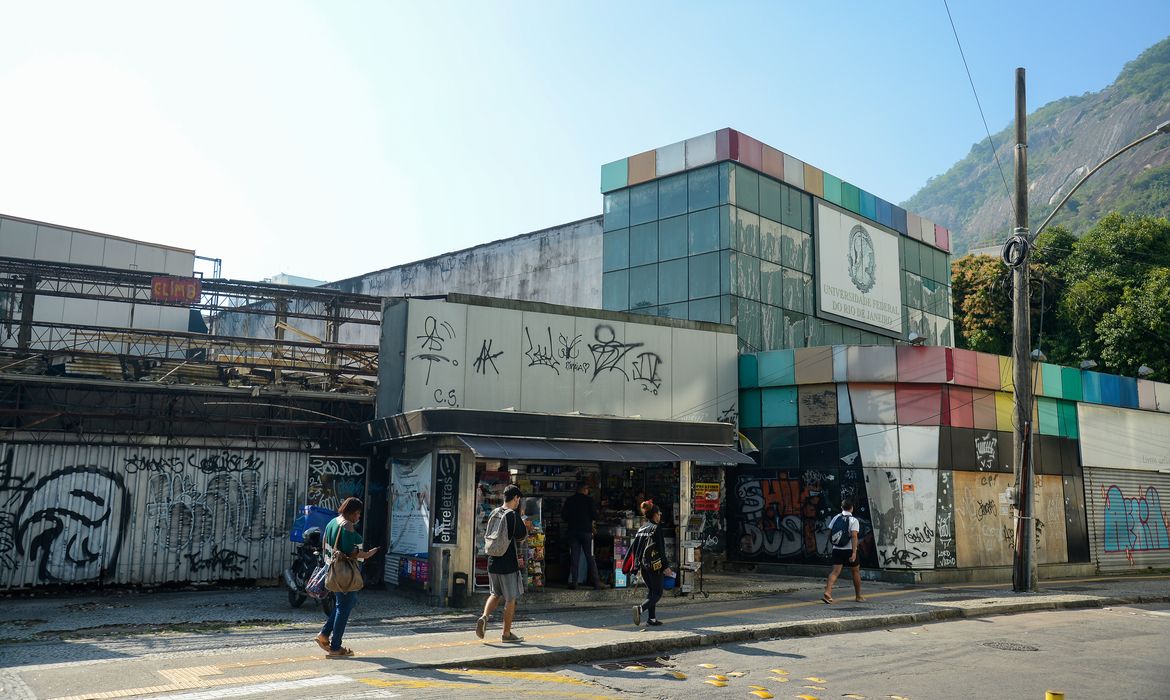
[1102,485,1170,555]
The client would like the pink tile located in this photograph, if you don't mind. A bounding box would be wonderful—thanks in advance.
[737,133,764,170]
[762,145,784,179]
[952,348,980,387]
[947,386,974,428]
[897,346,949,383]
[934,224,951,252]
[976,352,1001,390]
[896,384,943,425]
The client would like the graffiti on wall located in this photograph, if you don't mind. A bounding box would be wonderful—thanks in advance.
[307,456,367,512]
[1102,485,1170,559]
[1,444,303,587]
[935,470,957,568]
[733,470,835,560]
[0,452,130,584]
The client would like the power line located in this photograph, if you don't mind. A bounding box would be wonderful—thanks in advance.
[941,0,1017,227]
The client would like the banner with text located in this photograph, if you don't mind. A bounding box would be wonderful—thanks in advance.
[816,203,903,335]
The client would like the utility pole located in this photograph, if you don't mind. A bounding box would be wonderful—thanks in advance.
[1009,67,1036,593]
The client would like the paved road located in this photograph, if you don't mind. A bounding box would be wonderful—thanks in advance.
[3,575,1169,699]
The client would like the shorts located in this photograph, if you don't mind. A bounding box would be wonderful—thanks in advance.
[832,548,860,567]
[487,571,525,601]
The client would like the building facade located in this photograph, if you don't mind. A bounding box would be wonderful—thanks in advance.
[599,129,954,351]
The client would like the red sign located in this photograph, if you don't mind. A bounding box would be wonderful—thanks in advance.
[693,482,721,511]
[151,276,202,304]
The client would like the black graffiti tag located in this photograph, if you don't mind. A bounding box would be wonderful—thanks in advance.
[412,316,459,385]
[473,339,504,375]
[588,325,642,380]
[524,327,560,374]
[184,546,248,576]
[631,352,663,394]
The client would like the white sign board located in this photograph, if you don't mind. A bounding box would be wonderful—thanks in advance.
[1079,403,1170,471]
[393,298,738,423]
[816,203,903,335]
[389,455,432,556]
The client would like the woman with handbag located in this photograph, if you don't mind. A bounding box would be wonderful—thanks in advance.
[631,500,673,627]
[315,497,379,658]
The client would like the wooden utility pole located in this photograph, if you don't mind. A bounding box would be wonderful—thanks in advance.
[1010,67,1036,592]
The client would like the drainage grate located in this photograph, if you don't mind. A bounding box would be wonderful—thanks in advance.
[596,656,674,671]
[982,641,1039,652]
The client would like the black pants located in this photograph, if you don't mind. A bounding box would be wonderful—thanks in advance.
[568,531,601,586]
[640,568,664,619]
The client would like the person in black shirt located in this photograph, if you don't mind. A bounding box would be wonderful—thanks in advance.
[476,485,533,643]
[561,481,603,590]
[631,500,673,627]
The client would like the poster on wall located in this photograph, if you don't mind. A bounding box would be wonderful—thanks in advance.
[693,482,721,511]
[815,202,903,336]
[389,455,432,556]
[432,452,460,546]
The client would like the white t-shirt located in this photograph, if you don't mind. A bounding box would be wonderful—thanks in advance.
[829,511,859,550]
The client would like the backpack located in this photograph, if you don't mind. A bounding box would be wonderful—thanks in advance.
[620,545,637,575]
[484,507,512,557]
[829,512,854,548]
[637,524,663,572]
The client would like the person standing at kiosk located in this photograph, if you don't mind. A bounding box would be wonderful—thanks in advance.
[562,481,603,590]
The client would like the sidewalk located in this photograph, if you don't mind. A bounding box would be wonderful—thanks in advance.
[4,572,1169,672]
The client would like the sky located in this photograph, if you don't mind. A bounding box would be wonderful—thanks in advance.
[1,2,1168,283]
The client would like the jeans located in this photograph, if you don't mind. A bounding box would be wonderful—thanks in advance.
[640,568,664,620]
[320,591,358,650]
[568,531,601,586]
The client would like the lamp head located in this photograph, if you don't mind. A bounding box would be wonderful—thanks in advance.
[907,332,927,347]
[1030,349,1047,362]
[1079,359,1098,371]
[1138,365,1155,378]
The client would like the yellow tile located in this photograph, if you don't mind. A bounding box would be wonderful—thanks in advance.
[803,163,824,198]
[628,150,656,185]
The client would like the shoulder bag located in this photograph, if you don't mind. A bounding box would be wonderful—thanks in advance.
[324,519,365,593]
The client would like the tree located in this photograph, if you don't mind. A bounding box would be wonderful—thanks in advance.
[1097,266,1170,377]
[950,253,1011,354]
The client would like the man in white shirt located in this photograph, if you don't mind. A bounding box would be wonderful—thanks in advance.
[822,498,864,604]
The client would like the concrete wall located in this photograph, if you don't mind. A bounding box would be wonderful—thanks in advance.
[214,216,602,348]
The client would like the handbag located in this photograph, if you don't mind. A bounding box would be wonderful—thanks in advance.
[324,519,365,593]
[306,563,329,599]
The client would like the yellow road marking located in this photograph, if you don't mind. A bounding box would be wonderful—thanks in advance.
[358,676,622,699]
[440,669,597,686]
[48,669,318,700]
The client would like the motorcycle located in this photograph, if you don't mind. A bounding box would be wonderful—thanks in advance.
[283,526,335,617]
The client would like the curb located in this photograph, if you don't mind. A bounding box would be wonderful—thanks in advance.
[415,594,1170,670]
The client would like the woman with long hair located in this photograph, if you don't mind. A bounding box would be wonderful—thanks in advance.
[315,497,379,658]
[631,500,673,627]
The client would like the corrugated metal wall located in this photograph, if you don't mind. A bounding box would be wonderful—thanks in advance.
[1084,466,1170,572]
[0,440,308,589]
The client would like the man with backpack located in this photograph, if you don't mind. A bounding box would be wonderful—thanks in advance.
[476,485,533,642]
[822,498,864,604]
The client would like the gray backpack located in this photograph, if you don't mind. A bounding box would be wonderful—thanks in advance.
[484,507,511,556]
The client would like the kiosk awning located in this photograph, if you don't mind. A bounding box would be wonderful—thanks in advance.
[458,435,755,465]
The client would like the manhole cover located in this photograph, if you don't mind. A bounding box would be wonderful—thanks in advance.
[596,655,673,671]
[982,641,1039,652]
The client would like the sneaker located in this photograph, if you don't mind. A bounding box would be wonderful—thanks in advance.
[326,646,354,658]
[314,634,330,652]
[632,604,642,626]
[647,619,663,626]
[501,632,523,643]
[475,616,487,639]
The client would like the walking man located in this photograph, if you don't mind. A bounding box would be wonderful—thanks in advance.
[562,481,603,590]
[476,485,534,642]
[823,498,864,604]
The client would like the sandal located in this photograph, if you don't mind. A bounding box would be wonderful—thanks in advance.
[501,632,523,643]
[821,594,833,604]
[326,646,354,658]
[314,634,330,652]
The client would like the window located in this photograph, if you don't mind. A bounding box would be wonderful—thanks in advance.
[629,182,658,226]
[689,297,720,323]
[658,258,688,304]
[602,270,629,311]
[689,252,721,299]
[629,222,658,267]
[657,301,688,319]
[734,252,761,301]
[658,215,688,261]
[761,260,783,307]
[629,264,658,309]
[689,208,719,254]
[760,176,784,223]
[733,166,759,214]
[603,190,629,231]
[736,209,761,257]
[688,166,719,212]
[658,173,687,219]
[602,228,629,272]
[759,218,782,264]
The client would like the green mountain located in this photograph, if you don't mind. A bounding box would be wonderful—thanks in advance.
[903,36,1170,254]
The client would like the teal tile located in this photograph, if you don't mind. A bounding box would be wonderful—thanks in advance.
[859,190,877,220]
[1058,400,1079,439]
[823,173,843,205]
[1040,362,1062,397]
[757,348,795,386]
[740,389,762,428]
[601,159,628,192]
[1082,371,1104,404]
[1061,366,1082,401]
[841,181,861,213]
[761,386,798,426]
[739,353,759,388]
[1037,397,1060,436]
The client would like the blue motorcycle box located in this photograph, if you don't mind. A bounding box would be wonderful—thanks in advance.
[290,505,338,543]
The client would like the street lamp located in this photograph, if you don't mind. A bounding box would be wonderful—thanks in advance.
[1079,360,1098,370]
[1138,365,1155,378]
[1006,67,1170,594]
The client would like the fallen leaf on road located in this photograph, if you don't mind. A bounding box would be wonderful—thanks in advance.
[666,672,687,680]
[803,677,826,683]
[698,663,717,668]
[843,695,866,699]
[748,691,773,699]
[703,680,728,687]
[803,685,827,691]
[796,695,820,700]
[767,677,789,683]
[768,669,788,675]
[708,674,729,681]
[747,686,767,691]
[727,671,746,677]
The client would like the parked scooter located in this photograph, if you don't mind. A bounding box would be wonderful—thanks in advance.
[284,527,335,617]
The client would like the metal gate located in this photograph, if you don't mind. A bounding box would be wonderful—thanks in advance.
[1083,466,1170,572]
[0,438,308,589]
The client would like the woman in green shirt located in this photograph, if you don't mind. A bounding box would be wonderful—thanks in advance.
[315,497,379,657]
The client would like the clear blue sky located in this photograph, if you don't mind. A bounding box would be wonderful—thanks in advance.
[1,2,1167,282]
